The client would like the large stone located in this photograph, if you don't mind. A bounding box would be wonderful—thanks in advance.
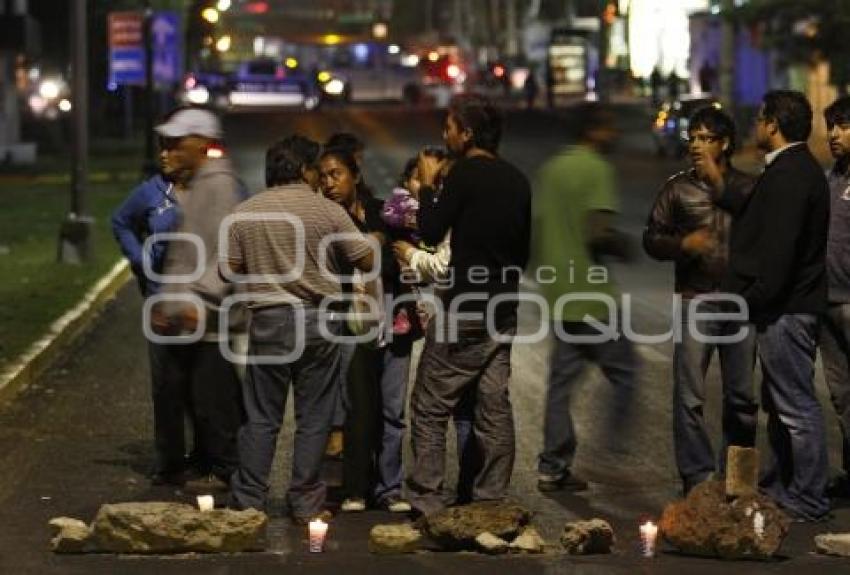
[725,447,759,498]
[49,517,92,553]
[368,524,422,555]
[91,502,267,554]
[475,532,509,554]
[424,501,532,550]
[509,527,546,554]
[815,533,850,557]
[560,519,615,555]
[659,481,789,560]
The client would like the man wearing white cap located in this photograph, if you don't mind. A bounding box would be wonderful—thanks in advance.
[151,106,249,494]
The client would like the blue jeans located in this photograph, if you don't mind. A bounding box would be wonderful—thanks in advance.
[673,299,758,489]
[373,338,413,503]
[758,314,830,519]
[538,321,638,477]
[229,306,341,518]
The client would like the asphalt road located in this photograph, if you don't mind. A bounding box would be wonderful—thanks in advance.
[1,103,849,574]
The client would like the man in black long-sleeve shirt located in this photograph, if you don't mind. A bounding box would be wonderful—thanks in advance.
[407,94,532,516]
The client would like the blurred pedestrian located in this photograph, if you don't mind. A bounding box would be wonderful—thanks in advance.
[667,70,681,100]
[650,66,663,106]
[524,68,539,110]
[533,103,637,492]
[644,106,758,495]
[227,136,375,523]
[698,61,717,95]
[407,94,532,516]
[722,90,830,522]
[149,107,249,493]
[820,96,850,499]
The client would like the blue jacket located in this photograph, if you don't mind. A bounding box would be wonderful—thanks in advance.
[111,175,180,296]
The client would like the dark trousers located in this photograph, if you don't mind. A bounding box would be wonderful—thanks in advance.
[758,314,830,519]
[537,321,637,477]
[408,317,516,516]
[454,388,478,504]
[820,303,850,475]
[343,344,380,499]
[148,340,242,479]
[673,299,758,489]
[229,306,341,518]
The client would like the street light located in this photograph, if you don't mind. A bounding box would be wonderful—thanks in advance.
[201,7,219,24]
[216,0,232,11]
[216,35,232,52]
[372,22,388,39]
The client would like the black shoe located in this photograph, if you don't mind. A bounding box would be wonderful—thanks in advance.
[827,475,850,499]
[183,473,230,494]
[150,470,186,486]
[537,472,588,492]
[785,508,834,524]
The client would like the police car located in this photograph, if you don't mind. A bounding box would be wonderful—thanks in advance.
[227,58,319,110]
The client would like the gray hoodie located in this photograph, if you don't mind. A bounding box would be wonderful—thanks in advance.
[161,157,249,338]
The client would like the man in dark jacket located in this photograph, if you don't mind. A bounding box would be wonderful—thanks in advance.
[722,90,830,521]
[644,106,758,495]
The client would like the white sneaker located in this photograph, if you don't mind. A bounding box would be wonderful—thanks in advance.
[385,499,412,514]
[341,498,367,512]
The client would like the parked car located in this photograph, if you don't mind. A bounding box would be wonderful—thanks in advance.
[652,96,720,158]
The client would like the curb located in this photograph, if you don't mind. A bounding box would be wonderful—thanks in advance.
[0,260,131,406]
[0,172,141,186]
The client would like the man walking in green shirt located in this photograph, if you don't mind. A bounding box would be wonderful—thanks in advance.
[534,103,637,492]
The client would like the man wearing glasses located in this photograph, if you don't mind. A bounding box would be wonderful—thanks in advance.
[820,96,850,499]
[644,106,758,496]
[723,90,831,522]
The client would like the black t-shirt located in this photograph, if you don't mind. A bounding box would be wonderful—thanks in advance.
[418,155,532,324]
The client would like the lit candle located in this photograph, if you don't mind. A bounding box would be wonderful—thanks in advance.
[196,495,215,512]
[308,518,329,553]
[639,521,658,557]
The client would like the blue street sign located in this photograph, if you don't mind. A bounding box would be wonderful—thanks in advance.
[108,11,181,88]
[109,47,145,86]
[151,11,182,85]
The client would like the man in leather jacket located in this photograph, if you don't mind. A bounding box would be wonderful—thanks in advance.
[644,106,758,495]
